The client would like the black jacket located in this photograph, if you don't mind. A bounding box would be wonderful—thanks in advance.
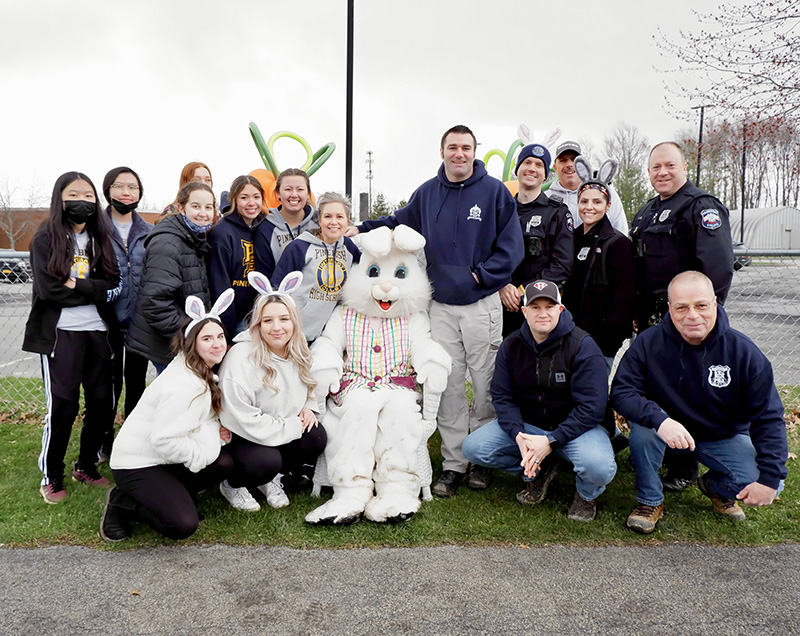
[23,228,122,355]
[126,214,211,365]
[630,180,733,327]
[562,215,635,357]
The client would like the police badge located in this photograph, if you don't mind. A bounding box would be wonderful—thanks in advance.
[707,365,731,388]
[701,209,722,230]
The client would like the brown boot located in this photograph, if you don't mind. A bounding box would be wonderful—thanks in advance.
[567,491,596,522]
[697,473,746,521]
[515,462,558,506]
[626,503,664,534]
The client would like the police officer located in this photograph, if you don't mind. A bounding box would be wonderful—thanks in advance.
[500,143,573,336]
[629,141,734,491]
[631,141,733,331]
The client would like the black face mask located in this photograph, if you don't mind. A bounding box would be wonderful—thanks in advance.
[63,199,97,224]
[109,199,138,215]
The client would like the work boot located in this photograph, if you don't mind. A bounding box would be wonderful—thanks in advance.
[567,491,597,522]
[431,470,466,498]
[626,503,665,534]
[515,461,558,506]
[465,464,493,491]
[100,487,135,542]
[697,473,746,521]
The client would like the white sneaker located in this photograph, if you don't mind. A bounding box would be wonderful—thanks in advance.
[219,480,261,512]
[258,474,290,509]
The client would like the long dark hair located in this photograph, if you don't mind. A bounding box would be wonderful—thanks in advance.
[171,317,225,416]
[35,171,117,280]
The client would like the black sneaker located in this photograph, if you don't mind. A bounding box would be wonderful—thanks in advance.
[661,472,698,492]
[100,487,133,542]
[431,470,466,498]
[465,464,493,490]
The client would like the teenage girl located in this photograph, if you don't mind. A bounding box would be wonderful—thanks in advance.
[127,182,215,373]
[253,168,318,281]
[208,175,266,336]
[272,192,360,343]
[160,161,214,218]
[102,303,234,541]
[217,280,326,511]
[23,172,122,503]
[101,166,153,460]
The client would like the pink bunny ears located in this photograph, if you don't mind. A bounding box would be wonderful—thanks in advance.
[184,288,235,337]
[247,271,303,306]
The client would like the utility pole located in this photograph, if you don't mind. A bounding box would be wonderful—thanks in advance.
[740,121,746,243]
[365,150,374,215]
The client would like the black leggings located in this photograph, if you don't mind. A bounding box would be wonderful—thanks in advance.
[226,425,327,489]
[112,451,232,540]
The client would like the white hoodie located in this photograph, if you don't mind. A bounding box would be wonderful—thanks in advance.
[218,331,317,447]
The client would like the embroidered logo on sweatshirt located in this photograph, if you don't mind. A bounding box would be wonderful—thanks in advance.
[467,204,482,221]
[707,365,731,388]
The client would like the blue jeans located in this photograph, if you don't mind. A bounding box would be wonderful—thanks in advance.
[629,422,766,506]
[463,419,617,501]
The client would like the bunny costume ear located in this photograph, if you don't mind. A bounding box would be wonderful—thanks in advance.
[392,225,426,253]
[183,288,235,337]
[248,269,303,306]
[597,159,619,186]
[359,226,394,258]
[574,156,594,183]
[517,124,532,144]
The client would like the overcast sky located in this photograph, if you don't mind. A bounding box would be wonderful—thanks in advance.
[0,0,727,210]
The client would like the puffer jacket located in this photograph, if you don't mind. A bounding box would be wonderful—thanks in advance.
[126,214,211,365]
[107,208,153,329]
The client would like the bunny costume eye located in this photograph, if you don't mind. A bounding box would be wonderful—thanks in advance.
[367,265,381,278]
[394,266,407,279]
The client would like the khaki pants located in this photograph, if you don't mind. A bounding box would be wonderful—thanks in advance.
[429,293,502,472]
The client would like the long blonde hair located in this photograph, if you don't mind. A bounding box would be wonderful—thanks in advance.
[248,295,316,397]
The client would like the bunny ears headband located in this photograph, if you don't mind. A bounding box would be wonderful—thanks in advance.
[247,270,303,305]
[184,288,235,337]
[575,156,618,203]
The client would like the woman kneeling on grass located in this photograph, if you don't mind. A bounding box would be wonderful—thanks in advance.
[101,292,235,542]
[216,272,326,512]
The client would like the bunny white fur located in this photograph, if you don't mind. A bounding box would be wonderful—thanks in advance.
[305,226,452,524]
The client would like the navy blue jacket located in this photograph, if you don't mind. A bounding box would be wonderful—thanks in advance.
[208,211,265,335]
[359,160,523,305]
[107,208,153,330]
[610,306,788,489]
[491,308,609,445]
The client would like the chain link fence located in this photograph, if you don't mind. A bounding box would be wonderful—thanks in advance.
[2,249,799,413]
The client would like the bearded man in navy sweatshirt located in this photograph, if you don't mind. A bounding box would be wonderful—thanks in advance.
[611,271,788,534]
[350,125,524,496]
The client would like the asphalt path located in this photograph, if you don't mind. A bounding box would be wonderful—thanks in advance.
[1,544,799,635]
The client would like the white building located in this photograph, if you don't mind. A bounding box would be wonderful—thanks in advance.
[729,207,800,249]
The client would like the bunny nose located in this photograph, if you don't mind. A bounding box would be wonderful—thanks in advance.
[380,281,393,293]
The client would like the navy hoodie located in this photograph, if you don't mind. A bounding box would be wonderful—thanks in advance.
[359,160,523,305]
[491,308,608,445]
[610,306,788,489]
[208,211,265,334]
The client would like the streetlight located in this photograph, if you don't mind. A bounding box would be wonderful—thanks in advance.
[690,105,711,188]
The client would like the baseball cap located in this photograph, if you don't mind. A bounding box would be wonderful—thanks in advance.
[554,141,582,159]
[523,280,562,306]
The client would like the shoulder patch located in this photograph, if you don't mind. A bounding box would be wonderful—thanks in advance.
[700,209,722,230]
[566,212,574,232]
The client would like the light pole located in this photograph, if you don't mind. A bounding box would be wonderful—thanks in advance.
[740,120,747,243]
[345,0,354,198]
[690,105,711,188]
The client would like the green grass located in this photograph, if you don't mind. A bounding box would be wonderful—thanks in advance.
[0,413,797,550]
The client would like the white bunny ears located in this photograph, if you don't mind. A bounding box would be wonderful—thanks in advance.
[359,225,426,258]
[247,270,303,305]
[517,124,562,149]
[184,288,235,337]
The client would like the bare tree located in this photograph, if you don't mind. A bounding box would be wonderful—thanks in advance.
[657,0,800,121]
[602,123,652,219]
[0,178,44,250]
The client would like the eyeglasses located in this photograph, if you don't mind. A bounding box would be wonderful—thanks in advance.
[110,184,140,192]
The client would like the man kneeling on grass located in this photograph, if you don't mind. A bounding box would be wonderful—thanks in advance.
[462,280,616,521]
[611,271,788,534]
